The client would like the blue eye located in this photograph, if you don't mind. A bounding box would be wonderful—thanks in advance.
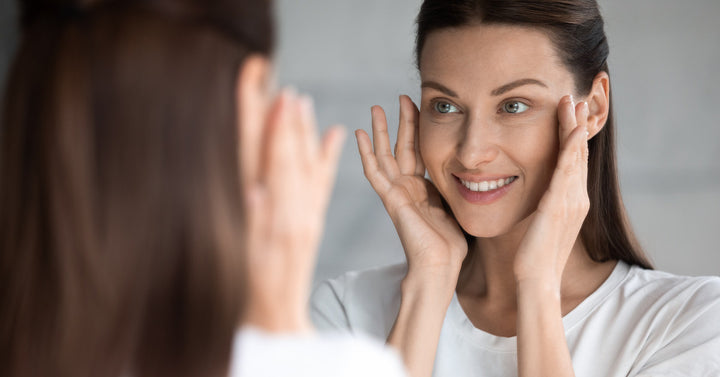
[434,101,459,114]
[502,101,529,114]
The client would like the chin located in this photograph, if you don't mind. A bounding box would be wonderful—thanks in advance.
[454,208,534,240]
[459,221,512,239]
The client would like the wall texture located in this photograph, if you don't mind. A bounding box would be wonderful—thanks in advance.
[272,0,720,283]
[1,0,718,284]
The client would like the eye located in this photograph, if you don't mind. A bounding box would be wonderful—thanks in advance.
[502,101,529,114]
[434,101,459,114]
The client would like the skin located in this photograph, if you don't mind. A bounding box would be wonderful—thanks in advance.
[238,56,346,332]
[356,24,615,377]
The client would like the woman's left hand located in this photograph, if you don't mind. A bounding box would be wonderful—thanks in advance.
[514,95,589,377]
[513,95,590,288]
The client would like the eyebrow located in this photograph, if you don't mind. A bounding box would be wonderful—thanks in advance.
[421,81,458,97]
[421,78,549,98]
[491,78,548,96]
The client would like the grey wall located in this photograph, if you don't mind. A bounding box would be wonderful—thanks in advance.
[272,0,720,283]
[1,0,718,283]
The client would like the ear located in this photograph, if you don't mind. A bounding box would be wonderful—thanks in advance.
[582,71,610,139]
[236,55,273,187]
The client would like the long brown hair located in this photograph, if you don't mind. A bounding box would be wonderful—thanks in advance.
[0,1,274,376]
[416,0,653,269]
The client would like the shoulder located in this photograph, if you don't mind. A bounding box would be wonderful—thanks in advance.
[619,265,720,326]
[310,263,406,338]
[619,266,720,374]
[311,263,407,307]
[622,265,720,309]
[231,327,407,377]
[316,263,407,298]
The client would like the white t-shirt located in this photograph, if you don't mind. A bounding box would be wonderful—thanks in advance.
[230,326,407,377]
[310,261,720,376]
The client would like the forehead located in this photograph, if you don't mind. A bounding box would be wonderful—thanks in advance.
[420,24,571,93]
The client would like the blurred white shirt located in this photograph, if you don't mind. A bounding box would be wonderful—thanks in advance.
[230,326,407,377]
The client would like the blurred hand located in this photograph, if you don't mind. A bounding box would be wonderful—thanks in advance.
[243,88,345,332]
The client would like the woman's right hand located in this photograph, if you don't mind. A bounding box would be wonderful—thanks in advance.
[243,88,345,333]
[357,95,466,377]
[356,95,468,285]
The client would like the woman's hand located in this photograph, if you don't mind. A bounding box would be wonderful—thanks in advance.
[357,95,466,377]
[243,89,345,333]
[356,95,467,284]
[513,95,591,287]
[514,95,589,377]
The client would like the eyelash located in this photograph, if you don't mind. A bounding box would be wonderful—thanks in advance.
[498,99,531,114]
[428,98,531,115]
[429,99,461,115]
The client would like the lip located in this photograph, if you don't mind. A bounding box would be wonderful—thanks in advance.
[454,173,515,182]
[453,174,517,205]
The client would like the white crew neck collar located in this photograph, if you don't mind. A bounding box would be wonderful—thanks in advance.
[446,260,632,353]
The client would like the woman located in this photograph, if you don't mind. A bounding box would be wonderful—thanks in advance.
[311,1,720,376]
[0,0,405,376]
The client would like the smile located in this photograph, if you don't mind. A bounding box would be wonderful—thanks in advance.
[458,176,517,192]
[453,175,518,205]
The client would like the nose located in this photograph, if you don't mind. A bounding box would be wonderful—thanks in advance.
[455,117,500,169]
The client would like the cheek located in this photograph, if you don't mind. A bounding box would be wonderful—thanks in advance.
[418,119,458,176]
[504,118,559,191]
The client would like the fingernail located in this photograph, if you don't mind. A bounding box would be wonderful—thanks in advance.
[569,94,575,106]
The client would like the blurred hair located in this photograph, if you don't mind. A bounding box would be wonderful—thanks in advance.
[416,0,653,269]
[0,0,274,376]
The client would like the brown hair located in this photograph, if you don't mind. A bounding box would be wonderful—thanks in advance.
[416,0,653,269]
[0,0,274,376]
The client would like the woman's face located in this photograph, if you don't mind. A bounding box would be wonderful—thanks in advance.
[419,24,578,238]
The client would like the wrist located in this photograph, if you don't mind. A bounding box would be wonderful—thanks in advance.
[516,278,562,306]
[402,267,458,302]
[244,289,313,333]
[244,309,313,334]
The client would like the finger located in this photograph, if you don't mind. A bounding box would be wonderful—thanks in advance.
[298,94,320,159]
[244,183,270,256]
[575,101,590,184]
[266,89,299,193]
[414,104,426,177]
[256,90,286,186]
[371,106,400,177]
[543,124,588,210]
[356,129,392,194]
[557,95,577,147]
[320,125,347,195]
[396,95,419,175]
[575,100,589,131]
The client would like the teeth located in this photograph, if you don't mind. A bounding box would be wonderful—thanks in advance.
[460,176,516,192]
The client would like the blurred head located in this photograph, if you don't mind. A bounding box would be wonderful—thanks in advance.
[414,0,653,268]
[0,0,274,376]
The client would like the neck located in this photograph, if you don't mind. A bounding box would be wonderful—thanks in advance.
[456,217,615,312]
